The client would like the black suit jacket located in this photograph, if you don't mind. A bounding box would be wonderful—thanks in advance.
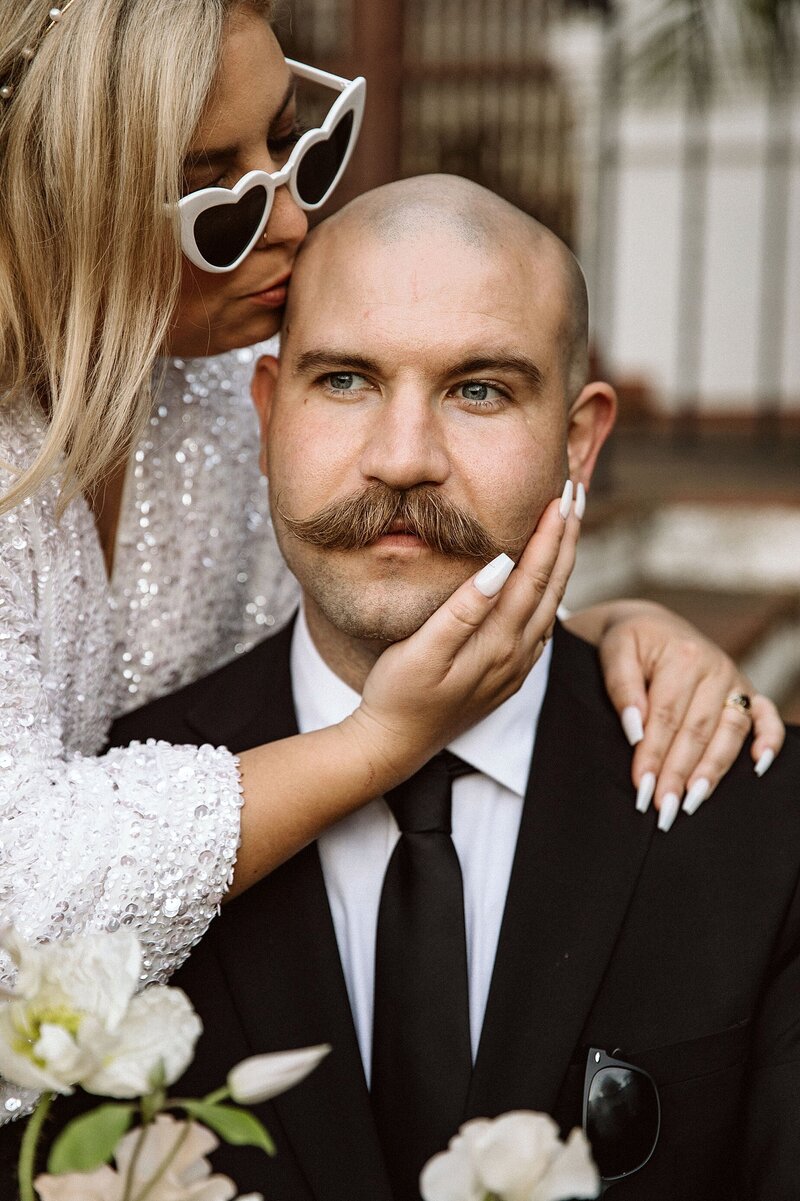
[105,620,800,1201]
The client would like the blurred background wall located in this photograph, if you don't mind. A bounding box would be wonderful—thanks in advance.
[277,0,800,716]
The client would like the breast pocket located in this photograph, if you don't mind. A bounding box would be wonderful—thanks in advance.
[632,1020,752,1139]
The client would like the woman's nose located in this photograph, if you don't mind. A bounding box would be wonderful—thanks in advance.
[262,182,308,250]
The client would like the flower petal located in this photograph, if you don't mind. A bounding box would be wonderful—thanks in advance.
[16,931,141,1029]
[34,1165,122,1201]
[476,1111,562,1201]
[419,1146,482,1201]
[114,1115,218,1182]
[529,1128,600,1201]
[0,1007,76,1093]
[83,987,202,1097]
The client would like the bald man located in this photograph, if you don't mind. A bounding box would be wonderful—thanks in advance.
[111,177,800,1201]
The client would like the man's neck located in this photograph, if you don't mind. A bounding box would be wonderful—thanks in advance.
[302,596,387,693]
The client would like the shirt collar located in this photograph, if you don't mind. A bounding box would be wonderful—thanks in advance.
[291,603,552,799]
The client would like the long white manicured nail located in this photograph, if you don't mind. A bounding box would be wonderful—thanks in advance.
[621,705,644,746]
[658,792,680,832]
[558,480,574,520]
[574,482,586,520]
[474,553,515,598]
[635,771,656,813]
[682,777,710,816]
[754,749,775,777]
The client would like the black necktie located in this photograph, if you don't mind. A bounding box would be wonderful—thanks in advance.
[371,750,474,1201]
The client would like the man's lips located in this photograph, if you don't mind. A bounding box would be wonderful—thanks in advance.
[371,523,427,548]
[247,272,291,307]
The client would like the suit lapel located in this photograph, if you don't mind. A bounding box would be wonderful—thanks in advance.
[186,622,392,1201]
[468,623,657,1119]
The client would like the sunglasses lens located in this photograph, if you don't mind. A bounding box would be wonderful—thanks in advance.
[193,184,269,269]
[295,109,355,206]
[586,1066,659,1180]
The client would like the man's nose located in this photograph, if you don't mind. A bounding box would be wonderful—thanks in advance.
[360,393,450,491]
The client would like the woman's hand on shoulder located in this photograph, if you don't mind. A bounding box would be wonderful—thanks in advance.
[566,599,785,829]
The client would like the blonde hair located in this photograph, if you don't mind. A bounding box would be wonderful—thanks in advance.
[0,0,272,516]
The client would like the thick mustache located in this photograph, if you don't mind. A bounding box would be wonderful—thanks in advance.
[277,484,512,560]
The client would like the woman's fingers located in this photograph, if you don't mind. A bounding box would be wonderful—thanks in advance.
[522,489,583,645]
[634,676,785,832]
[401,551,518,674]
[749,693,785,775]
[497,484,582,640]
[596,616,715,760]
[678,691,784,819]
[596,605,787,829]
[595,625,650,748]
[643,678,751,828]
[626,641,704,799]
[414,482,576,676]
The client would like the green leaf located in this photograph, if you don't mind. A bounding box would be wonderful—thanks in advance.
[47,1104,136,1174]
[179,1101,276,1156]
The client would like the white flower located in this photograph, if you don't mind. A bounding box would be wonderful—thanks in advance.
[0,929,142,1094]
[227,1044,331,1104]
[420,1112,600,1201]
[35,1115,265,1201]
[82,985,202,1097]
[35,1165,122,1201]
[0,928,201,1097]
[418,1121,490,1201]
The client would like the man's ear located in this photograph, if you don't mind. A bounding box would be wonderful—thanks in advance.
[566,380,617,489]
[250,354,281,476]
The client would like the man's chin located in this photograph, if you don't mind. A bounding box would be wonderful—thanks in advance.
[311,575,470,646]
[320,599,441,645]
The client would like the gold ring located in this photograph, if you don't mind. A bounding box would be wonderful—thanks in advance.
[724,692,752,715]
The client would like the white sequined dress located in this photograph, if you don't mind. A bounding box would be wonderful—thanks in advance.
[0,342,300,1121]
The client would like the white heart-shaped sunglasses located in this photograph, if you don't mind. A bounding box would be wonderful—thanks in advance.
[178,59,366,273]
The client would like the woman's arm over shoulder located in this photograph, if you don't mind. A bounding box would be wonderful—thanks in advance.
[0,449,243,992]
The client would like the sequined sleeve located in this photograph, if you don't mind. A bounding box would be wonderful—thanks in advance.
[0,462,244,994]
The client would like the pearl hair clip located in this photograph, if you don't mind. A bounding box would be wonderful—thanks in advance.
[1,1,80,101]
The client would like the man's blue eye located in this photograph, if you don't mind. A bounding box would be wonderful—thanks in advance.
[327,373,368,391]
[457,381,503,403]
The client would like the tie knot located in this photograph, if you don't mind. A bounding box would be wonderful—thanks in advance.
[385,750,473,834]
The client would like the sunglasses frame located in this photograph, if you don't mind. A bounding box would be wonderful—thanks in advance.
[178,59,366,273]
[582,1047,661,1189]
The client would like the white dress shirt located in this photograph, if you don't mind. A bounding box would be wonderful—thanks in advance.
[291,605,552,1083]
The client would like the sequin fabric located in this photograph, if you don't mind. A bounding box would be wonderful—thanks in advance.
[0,343,299,1123]
[112,342,299,711]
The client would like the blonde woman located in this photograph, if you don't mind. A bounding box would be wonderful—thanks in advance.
[0,0,783,1117]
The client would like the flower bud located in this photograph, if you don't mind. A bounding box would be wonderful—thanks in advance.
[227,1043,331,1104]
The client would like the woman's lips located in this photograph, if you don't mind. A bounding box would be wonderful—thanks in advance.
[248,274,291,307]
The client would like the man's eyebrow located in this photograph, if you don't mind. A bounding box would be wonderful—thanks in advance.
[290,349,545,389]
[183,77,297,171]
[292,349,382,376]
[447,355,545,391]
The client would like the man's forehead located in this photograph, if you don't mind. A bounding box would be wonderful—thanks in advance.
[285,230,566,356]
